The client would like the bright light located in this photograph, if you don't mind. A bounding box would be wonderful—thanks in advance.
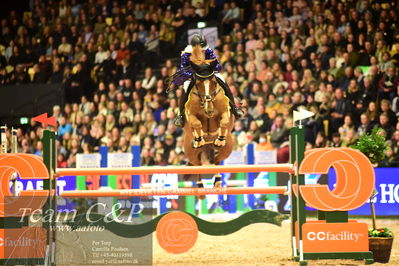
[20,117,29,124]
[197,22,206,29]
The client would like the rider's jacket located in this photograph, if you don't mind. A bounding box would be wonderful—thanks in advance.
[172,45,222,86]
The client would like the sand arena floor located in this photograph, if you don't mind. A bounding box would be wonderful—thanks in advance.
[153,218,399,266]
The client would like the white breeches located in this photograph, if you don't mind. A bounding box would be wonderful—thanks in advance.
[215,73,225,82]
[183,80,191,92]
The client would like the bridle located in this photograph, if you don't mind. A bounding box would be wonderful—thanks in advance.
[192,86,221,107]
[191,72,221,108]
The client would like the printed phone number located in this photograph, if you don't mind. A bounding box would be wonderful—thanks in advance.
[92,252,134,258]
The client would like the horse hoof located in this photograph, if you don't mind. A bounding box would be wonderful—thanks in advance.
[192,140,205,148]
[214,139,226,147]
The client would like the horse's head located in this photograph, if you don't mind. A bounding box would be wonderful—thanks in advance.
[190,62,219,117]
[189,45,221,118]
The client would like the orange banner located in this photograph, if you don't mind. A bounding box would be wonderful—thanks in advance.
[301,221,369,252]
[0,227,47,259]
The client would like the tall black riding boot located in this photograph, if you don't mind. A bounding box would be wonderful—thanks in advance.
[174,88,189,127]
[215,77,243,118]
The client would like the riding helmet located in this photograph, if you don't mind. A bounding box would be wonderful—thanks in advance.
[190,34,208,49]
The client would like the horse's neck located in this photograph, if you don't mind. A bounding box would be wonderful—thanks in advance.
[192,82,217,96]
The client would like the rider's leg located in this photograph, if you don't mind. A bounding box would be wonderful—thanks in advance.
[214,73,243,118]
[175,80,192,127]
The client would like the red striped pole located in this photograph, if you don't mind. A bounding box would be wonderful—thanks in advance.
[61,186,287,198]
[56,163,294,176]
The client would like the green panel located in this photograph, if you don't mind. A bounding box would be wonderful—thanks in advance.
[268,172,278,201]
[42,130,54,190]
[185,196,196,214]
[301,251,373,261]
[236,172,245,180]
[325,211,348,223]
[107,175,117,189]
[317,210,325,220]
[201,198,209,214]
[236,195,245,212]
[289,128,298,256]
[63,210,288,238]
[0,217,28,229]
[42,130,56,263]
[76,176,86,190]
[194,210,287,235]
[236,173,245,211]
[106,175,118,217]
[65,213,163,238]
[294,127,306,241]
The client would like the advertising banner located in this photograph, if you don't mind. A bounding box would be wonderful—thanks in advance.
[328,168,399,216]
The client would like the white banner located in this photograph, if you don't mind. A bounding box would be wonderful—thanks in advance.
[254,150,277,165]
[76,154,101,168]
[224,151,245,165]
[107,153,132,168]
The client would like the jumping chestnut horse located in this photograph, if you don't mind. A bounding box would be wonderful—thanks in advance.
[182,45,234,193]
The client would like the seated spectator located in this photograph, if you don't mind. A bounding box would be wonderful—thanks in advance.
[338,115,355,139]
[379,112,395,140]
[330,88,351,133]
[270,115,289,148]
[357,113,373,137]
[58,36,72,58]
[378,66,398,100]
[392,85,399,115]
[142,67,156,92]
[58,116,72,138]
[95,46,108,64]
[380,99,398,128]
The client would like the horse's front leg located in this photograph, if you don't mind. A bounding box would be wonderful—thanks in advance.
[187,114,205,148]
[214,111,230,147]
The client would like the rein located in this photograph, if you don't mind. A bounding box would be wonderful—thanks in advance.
[192,84,221,107]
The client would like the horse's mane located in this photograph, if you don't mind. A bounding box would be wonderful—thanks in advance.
[190,45,215,65]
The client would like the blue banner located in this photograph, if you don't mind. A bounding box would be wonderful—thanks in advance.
[328,168,399,216]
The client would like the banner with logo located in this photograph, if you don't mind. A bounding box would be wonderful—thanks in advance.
[328,167,399,216]
[224,151,245,165]
[107,153,132,168]
[76,153,101,168]
[254,150,277,164]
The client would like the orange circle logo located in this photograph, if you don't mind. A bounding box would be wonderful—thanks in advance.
[297,148,375,211]
[156,212,198,254]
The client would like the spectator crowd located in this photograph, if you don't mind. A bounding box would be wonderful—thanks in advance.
[1,0,399,167]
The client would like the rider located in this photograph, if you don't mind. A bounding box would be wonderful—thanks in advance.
[172,34,242,127]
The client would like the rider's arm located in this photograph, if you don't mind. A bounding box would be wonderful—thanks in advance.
[179,52,191,69]
[172,52,192,86]
[206,48,222,72]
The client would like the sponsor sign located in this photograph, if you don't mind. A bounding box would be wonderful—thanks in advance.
[301,221,369,252]
[328,167,399,216]
[254,150,277,164]
[0,227,47,259]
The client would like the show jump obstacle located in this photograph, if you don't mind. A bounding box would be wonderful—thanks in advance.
[0,123,376,265]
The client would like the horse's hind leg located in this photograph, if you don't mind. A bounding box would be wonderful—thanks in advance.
[197,178,205,200]
[213,158,222,188]
[213,174,222,188]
